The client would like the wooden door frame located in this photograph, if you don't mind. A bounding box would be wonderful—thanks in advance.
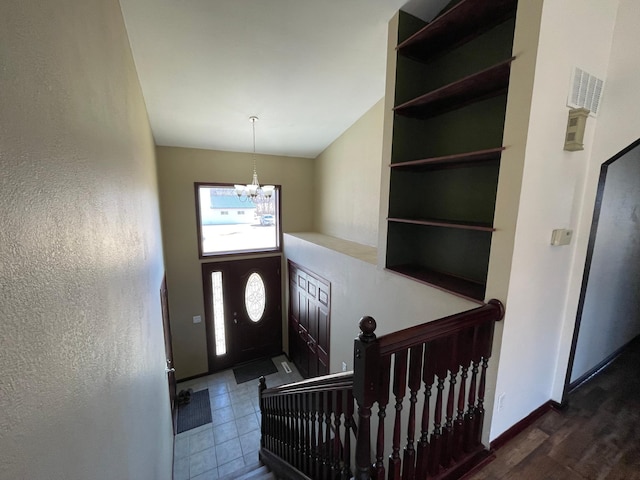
[202,254,283,373]
[561,137,640,403]
[160,275,177,434]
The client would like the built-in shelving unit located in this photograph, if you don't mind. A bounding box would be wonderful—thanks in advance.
[397,0,518,62]
[390,147,505,170]
[394,58,514,119]
[385,0,518,302]
[388,264,486,302]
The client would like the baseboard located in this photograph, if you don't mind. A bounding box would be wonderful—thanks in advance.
[567,335,640,395]
[489,401,555,451]
[176,351,289,384]
[176,371,210,384]
[491,338,640,451]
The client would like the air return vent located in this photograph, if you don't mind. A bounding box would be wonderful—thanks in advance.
[568,67,604,116]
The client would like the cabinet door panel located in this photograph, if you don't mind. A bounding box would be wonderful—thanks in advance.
[287,261,331,378]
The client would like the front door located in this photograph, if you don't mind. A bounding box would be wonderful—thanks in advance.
[160,276,177,433]
[203,256,282,372]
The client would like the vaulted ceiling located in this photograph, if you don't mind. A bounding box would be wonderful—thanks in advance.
[119,0,449,158]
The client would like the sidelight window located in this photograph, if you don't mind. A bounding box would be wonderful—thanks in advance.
[210,271,226,356]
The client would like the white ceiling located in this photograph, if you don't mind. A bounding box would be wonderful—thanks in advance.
[119,0,449,158]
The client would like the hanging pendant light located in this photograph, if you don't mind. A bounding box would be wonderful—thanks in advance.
[234,116,275,203]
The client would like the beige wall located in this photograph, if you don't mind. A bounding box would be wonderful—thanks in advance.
[313,99,384,246]
[0,1,171,479]
[156,146,314,379]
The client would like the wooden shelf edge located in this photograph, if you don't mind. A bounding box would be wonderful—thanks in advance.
[386,265,486,303]
[388,217,495,232]
[390,147,505,169]
[397,0,518,63]
[394,57,515,117]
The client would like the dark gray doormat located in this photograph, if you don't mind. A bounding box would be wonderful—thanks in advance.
[177,389,212,434]
[233,358,278,384]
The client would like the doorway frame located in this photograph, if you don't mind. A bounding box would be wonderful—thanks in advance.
[160,274,177,433]
[561,137,640,403]
[202,254,283,373]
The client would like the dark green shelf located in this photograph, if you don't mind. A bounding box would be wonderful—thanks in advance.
[385,1,517,302]
[386,264,486,303]
[394,58,514,119]
[388,217,495,232]
[390,147,505,171]
[397,0,518,63]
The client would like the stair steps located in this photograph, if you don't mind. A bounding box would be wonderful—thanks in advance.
[217,461,275,480]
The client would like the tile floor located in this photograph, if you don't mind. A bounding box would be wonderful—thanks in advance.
[173,355,303,480]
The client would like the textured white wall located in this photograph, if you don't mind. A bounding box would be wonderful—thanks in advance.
[560,0,640,386]
[488,0,627,439]
[0,1,172,479]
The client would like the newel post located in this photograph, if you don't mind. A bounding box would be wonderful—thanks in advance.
[353,316,379,480]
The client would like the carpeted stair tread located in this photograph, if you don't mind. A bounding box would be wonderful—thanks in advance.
[217,462,272,480]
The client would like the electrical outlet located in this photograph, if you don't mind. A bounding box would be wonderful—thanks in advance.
[192,315,201,324]
[497,393,506,411]
[342,361,347,372]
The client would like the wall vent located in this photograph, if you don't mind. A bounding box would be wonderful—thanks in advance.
[568,67,604,116]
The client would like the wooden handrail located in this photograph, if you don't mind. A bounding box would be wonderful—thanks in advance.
[353,299,505,480]
[261,371,353,397]
[259,372,357,479]
[258,299,505,480]
[377,299,504,355]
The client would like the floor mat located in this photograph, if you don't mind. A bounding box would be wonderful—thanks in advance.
[176,389,212,434]
[233,357,278,384]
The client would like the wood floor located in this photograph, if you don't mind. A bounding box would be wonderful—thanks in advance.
[468,339,640,479]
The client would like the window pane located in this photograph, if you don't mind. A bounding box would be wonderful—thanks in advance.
[198,185,279,255]
[211,271,226,356]
[245,272,266,322]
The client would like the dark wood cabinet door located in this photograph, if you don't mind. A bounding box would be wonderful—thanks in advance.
[288,261,330,378]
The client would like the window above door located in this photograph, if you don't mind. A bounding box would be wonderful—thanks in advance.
[195,183,281,257]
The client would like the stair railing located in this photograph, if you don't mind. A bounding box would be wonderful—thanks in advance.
[258,299,504,480]
[259,371,357,480]
[352,299,504,480]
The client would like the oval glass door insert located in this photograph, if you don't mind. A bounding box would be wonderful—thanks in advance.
[245,272,266,322]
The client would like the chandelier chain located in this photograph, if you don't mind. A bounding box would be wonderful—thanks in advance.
[234,116,275,206]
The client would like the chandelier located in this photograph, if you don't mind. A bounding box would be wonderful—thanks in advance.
[234,116,275,203]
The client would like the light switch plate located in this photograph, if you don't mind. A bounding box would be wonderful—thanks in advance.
[193,315,202,324]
